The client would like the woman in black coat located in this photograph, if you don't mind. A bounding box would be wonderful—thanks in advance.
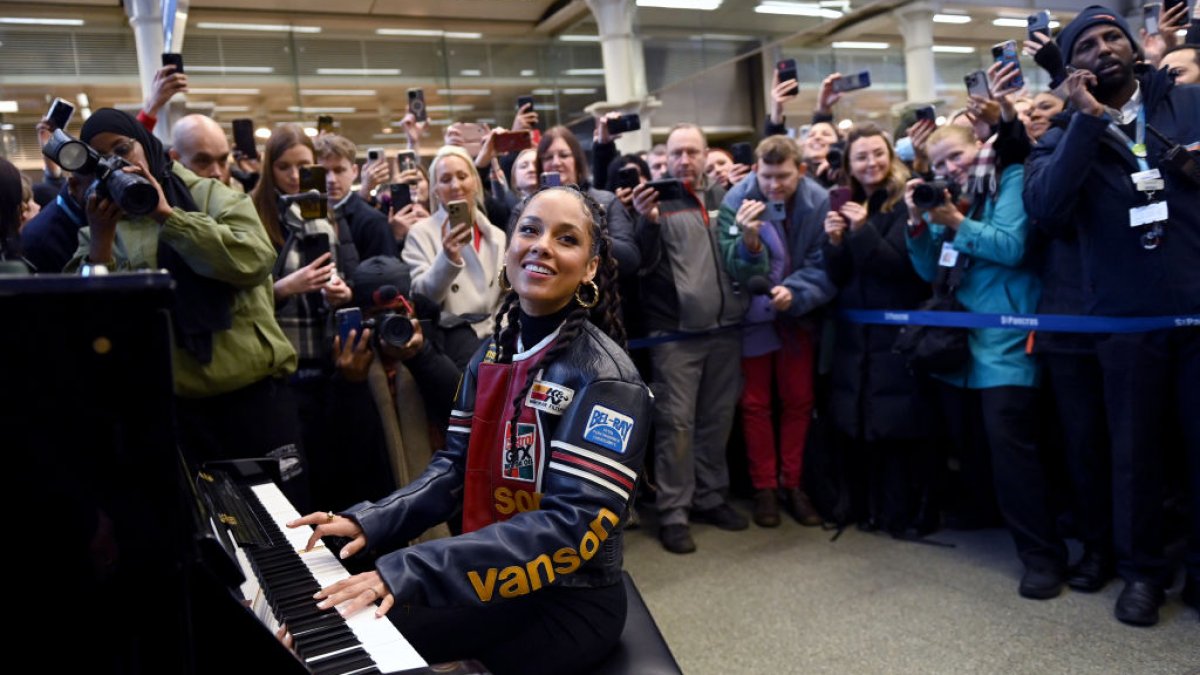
[821,124,933,535]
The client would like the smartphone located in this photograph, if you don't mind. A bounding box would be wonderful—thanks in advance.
[446,200,472,243]
[646,178,684,202]
[1027,11,1051,40]
[832,71,871,93]
[367,147,385,163]
[232,118,258,160]
[991,40,1026,90]
[914,105,937,123]
[614,166,641,190]
[516,95,536,112]
[299,232,332,267]
[1163,0,1187,17]
[541,172,562,188]
[729,142,755,167]
[493,130,533,154]
[390,183,412,211]
[776,59,799,96]
[766,201,787,220]
[396,150,418,174]
[605,113,642,135]
[1144,3,1161,34]
[47,97,75,131]
[828,186,852,214]
[161,52,184,74]
[408,88,427,122]
[298,165,327,219]
[964,70,990,99]
[336,307,363,350]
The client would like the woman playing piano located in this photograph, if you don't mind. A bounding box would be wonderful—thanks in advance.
[290,185,651,675]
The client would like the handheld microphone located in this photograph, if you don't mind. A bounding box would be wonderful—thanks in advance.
[746,275,773,296]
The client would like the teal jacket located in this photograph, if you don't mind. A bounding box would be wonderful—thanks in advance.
[906,164,1041,389]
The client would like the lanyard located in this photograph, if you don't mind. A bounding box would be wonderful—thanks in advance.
[1107,104,1150,172]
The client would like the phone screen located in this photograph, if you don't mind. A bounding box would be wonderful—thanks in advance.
[991,40,1025,89]
[232,119,258,159]
[541,172,562,188]
[647,179,684,202]
[299,232,332,267]
[776,59,799,96]
[317,115,335,135]
[298,165,327,219]
[47,98,75,130]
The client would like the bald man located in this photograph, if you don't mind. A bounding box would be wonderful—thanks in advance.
[170,114,234,186]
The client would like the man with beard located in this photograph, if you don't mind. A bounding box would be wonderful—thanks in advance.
[1024,6,1200,627]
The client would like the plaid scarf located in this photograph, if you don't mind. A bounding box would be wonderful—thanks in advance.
[965,136,998,201]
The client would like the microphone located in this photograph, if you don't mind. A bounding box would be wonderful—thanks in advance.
[746,275,773,296]
[279,189,325,203]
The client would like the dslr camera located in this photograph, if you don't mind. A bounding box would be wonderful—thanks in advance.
[42,129,159,216]
[912,177,962,210]
[825,141,847,170]
[365,286,416,349]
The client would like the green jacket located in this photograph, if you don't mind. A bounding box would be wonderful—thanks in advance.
[71,162,297,397]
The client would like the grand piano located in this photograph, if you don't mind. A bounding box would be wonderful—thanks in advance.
[0,272,436,674]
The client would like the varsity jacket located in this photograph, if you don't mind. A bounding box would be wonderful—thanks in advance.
[345,321,653,608]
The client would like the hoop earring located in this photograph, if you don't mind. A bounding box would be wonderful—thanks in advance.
[498,265,512,293]
[575,280,600,309]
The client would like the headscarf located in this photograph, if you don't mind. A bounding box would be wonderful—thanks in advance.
[81,109,232,365]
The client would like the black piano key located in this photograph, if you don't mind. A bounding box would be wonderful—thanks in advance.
[296,630,361,659]
[309,649,376,675]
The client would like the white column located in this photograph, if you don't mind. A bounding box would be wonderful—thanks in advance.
[585,0,653,153]
[894,1,937,105]
[125,0,190,143]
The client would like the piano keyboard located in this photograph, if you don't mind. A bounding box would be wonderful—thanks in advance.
[228,481,427,674]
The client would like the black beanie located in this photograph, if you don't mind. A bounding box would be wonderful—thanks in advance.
[351,255,412,309]
[1057,5,1143,64]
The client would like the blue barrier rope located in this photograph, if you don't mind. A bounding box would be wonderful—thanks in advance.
[625,311,1200,350]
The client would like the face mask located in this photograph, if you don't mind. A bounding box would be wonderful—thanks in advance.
[895,136,915,163]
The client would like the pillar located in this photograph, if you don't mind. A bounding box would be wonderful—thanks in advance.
[585,0,653,153]
[894,1,937,105]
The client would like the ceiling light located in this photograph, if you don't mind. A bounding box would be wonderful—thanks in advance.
[303,127,318,137]
[300,89,378,96]
[689,33,754,41]
[559,35,601,42]
[189,65,275,73]
[437,89,492,96]
[255,127,272,139]
[935,116,947,126]
[315,68,400,76]
[520,69,536,76]
[534,104,559,111]
[376,28,481,39]
[932,13,971,24]
[755,2,843,18]
[992,18,1027,28]
[561,88,599,95]
[831,41,890,49]
[0,17,84,26]
[287,106,357,114]
[0,101,18,113]
[459,69,482,76]
[532,88,555,95]
[195,22,320,33]
[425,105,475,113]
[189,88,261,95]
[563,68,606,75]
[932,45,976,54]
[213,105,251,113]
[837,119,853,130]
[637,0,724,9]
[445,32,483,39]
[428,119,452,126]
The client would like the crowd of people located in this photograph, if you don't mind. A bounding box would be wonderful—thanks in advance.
[2,3,1198,671]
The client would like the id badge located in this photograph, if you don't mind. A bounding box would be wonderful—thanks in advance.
[1129,201,1168,228]
[938,241,960,267]
[1130,168,1164,193]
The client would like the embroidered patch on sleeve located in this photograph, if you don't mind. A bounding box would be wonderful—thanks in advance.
[525,380,575,415]
[582,404,635,455]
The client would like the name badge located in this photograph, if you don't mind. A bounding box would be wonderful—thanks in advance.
[1129,201,1168,228]
[728,225,739,236]
[1130,168,1164,193]
[938,241,960,267]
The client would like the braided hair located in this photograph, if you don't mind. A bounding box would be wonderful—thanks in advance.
[490,185,626,454]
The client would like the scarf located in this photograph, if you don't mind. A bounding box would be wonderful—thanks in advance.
[82,109,233,364]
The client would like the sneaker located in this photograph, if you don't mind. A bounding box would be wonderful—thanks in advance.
[753,489,781,528]
[659,524,696,554]
[691,502,750,531]
[782,488,823,526]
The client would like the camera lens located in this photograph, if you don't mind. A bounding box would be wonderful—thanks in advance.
[376,314,414,348]
[106,168,160,216]
[912,179,951,210]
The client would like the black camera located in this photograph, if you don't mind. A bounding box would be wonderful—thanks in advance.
[41,129,159,216]
[366,312,415,349]
[825,141,847,170]
[912,178,961,210]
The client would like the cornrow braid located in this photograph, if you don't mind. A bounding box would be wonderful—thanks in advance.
[496,295,522,363]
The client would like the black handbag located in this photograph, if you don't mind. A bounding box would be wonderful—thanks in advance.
[893,242,970,374]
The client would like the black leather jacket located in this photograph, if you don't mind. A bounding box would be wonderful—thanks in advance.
[344,321,652,607]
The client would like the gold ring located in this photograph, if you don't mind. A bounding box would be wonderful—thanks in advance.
[326,511,335,522]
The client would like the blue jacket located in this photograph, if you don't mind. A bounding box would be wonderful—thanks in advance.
[19,183,85,273]
[1023,66,1200,316]
[907,164,1041,389]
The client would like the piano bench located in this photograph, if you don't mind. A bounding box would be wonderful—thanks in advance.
[589,571,683,675]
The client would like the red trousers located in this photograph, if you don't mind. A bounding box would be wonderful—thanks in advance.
[741,325,815,490]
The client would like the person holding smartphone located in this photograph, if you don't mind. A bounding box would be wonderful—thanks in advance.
[388,163,432,256]
[818,125,933,535]
[401,145,506,341]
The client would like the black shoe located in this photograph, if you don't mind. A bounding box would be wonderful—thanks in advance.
[691,503,750,531]
[1182,574,1200,611]
[659,524,696,554]
[1114,580,1165,627]
[1066,549,1115,593]
[752,489,781,528]
[1019,566,1065,600]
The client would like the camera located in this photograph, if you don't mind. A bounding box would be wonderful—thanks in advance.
[825,141,847,170]
[41,129,159,216]
[912,178,961,210]
[363,284,415,349]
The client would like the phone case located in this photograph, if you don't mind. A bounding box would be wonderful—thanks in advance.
[992,41,1025,89]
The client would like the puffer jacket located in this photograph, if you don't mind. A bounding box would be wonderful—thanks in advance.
[344,320,652,608]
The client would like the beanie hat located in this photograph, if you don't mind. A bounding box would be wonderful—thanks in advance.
[351,255,412,309]
[1057,5,1143,63]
